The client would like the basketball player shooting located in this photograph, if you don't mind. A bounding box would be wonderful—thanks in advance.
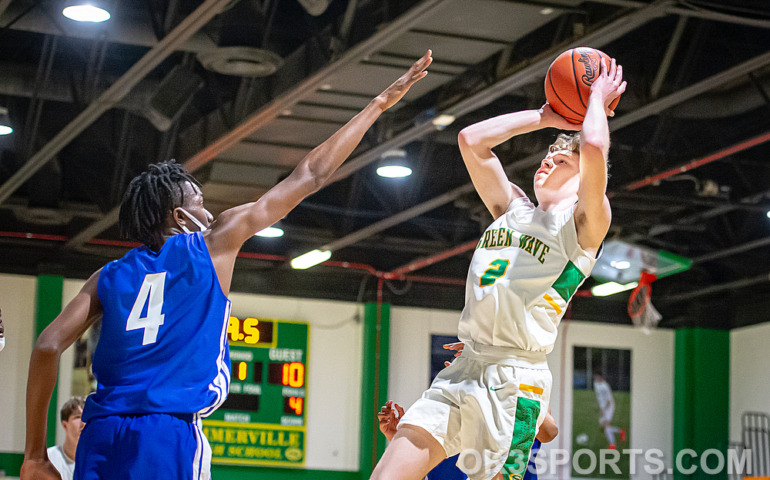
[21,51,432,480]
[370,58,624,480]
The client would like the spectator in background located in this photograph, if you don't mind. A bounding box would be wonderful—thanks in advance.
[47,397,86,480]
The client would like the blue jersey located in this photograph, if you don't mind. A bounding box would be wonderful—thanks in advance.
[83,232,231,423]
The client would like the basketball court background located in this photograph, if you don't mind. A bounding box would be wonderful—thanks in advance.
[0,0,769,479]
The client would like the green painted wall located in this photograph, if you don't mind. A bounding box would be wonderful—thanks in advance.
[359,302,390,478]
[674,328,730,480]
[35,275,64,448]
[0,452,24,477]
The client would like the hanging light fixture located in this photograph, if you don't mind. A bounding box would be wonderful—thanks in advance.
[62,2,111,23]
[376,149,412,178]
[291,249,331,270]
[255,223,284,238]
[0,108,13,136]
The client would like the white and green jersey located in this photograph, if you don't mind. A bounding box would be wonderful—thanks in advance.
[458,196,598,353]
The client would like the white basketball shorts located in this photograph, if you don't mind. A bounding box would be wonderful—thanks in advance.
[398,341,552,480]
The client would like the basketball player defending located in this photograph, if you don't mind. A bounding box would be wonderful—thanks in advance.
[21,51,432,480]
[371,58,625,480]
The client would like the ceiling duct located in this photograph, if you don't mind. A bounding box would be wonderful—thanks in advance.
[197,0,283,77]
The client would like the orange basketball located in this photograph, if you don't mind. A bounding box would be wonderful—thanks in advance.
[544,47,621,124]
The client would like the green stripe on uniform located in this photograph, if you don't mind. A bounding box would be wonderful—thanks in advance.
[501,397,541,480]
[551,261,585,302]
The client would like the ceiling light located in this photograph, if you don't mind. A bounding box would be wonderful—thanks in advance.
[376,149,412,178]
[540,7,555,15]
[0,108,12,135]
[610,260,631,270]
[591,281,638,297]
[767,210,770,219]
[62,3,111,22]
[255,225,284,238]
[432,114,456,129]
[291,249,331,270]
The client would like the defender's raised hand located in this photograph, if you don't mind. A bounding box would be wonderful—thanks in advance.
[374,50,432,112]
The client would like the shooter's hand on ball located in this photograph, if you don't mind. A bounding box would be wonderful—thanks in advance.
[590,58,626,117]
[538,103,582,131]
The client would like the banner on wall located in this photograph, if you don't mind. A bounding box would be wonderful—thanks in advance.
[572,346,632,479]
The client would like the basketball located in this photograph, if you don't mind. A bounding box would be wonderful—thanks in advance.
[544,47,621,124]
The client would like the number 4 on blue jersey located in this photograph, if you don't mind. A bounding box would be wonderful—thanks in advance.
[126,273,166,345]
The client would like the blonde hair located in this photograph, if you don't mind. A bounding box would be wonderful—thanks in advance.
[548,132,581,154]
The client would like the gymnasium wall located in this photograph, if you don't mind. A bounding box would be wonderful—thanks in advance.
[0,275,364,477]
[729,321,770,442]
[389,308,676,480]
[0,274,37,454]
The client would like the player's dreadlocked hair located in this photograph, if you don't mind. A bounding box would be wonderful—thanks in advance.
[119,160,201,251]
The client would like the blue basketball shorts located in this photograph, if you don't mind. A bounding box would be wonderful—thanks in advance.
[74,413,211,480]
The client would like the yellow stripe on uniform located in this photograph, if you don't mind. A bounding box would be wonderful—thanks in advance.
[519,383,544,395]
[543,293,562,314]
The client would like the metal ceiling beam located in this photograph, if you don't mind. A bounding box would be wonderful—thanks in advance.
[181,0,449,173]
[0,0,12,18]
[691,237,770,265]
[0,0,232,207]
[667,6,770,29]
[0,6,216,52]
[62,1,770,253]
[64,0,451,249]
[631,188,770,239]
[320,45,770,256]
[662,272,770,302]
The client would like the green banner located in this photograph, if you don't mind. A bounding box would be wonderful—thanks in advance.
[203,420,305,467]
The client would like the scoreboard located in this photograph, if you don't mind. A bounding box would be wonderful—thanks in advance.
[202,316,309,467]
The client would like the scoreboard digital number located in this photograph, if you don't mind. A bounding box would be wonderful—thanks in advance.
[202,317,309,468]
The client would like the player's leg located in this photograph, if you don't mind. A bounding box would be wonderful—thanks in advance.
[370,424,446,480]
[600,407,618,446]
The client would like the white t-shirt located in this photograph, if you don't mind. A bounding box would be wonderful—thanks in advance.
[458,197,598,353]
[594,379,615,411]
[47,445,75,480]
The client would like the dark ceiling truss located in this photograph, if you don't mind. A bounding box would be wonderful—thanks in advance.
[1,0,770,326]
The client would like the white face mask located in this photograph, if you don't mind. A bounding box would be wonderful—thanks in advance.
[0,336,5,352]
[177,207,208,233]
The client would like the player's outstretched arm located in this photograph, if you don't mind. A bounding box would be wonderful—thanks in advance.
[206,51,432,257]
[575,58,625,253]
[21,271,103,480]
[457,105,579,219]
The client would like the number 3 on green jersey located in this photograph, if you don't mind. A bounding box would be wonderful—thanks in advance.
[480,259,510,287]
